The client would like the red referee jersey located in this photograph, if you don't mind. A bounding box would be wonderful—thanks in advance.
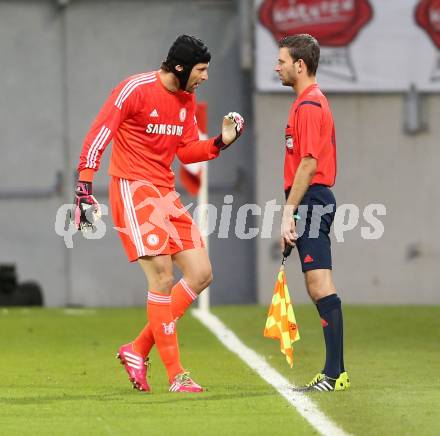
[284,84,337,190]
[77,71,219,187]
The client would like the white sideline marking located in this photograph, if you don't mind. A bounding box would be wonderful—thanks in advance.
[63,309,96,316]
[192,309,349,436]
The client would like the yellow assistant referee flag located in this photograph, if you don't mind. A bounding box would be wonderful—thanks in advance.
[264,268,300,367]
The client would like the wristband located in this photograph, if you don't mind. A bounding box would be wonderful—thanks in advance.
[214,134,230,151]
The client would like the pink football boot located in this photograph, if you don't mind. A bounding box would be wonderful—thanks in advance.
[116,343,150,392]
[169,372,203,393]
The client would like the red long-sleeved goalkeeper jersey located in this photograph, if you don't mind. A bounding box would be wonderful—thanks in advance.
[77,71,219,187]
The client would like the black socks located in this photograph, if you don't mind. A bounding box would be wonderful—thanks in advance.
[316,294,344,379]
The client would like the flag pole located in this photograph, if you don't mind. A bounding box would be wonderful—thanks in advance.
[198,160,210,312]
[193,102,210,312]
[179,103,210,311]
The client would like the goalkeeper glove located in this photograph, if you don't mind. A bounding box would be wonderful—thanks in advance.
[71,181,101,232]
[214,112,245,150]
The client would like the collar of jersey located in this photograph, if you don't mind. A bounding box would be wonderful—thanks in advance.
[296,83,319,103]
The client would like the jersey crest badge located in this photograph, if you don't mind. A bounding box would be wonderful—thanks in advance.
[147,233,159,246]
[179,108,187,122]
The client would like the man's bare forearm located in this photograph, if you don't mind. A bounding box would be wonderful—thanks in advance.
[285,158,317,212]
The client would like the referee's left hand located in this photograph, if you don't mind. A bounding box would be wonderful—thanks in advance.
[281,206,298,247]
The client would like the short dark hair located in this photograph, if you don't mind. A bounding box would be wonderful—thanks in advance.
[278,34,320,76]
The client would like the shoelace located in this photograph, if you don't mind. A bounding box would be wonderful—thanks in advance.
[306,373,324,387]
[145,358,151,375]
[177,372,193,386]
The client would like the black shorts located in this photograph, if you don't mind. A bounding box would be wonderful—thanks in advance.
[285,184,336,273]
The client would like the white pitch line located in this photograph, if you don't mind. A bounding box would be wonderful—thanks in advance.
[192,309,349,436]
[63,309,96,316]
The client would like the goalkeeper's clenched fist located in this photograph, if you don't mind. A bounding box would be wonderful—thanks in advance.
[214,112,245,150]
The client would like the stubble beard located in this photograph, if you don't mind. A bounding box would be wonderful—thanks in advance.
[281,77,295,87]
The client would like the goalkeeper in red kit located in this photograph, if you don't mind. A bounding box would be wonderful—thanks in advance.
[72,35,244,393]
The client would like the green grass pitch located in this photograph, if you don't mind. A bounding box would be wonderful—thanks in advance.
[1,305,439,435]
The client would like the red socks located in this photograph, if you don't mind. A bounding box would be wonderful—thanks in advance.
[133,279,198,360]
[146,291,184,381]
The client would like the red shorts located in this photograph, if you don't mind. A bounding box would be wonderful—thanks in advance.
[109,177,204,261]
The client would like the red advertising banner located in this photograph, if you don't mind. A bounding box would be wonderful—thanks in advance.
[256,0,440,91]
[416,0,440,49]
[259,0,372,47]
[258,0,372,81]
[416,0,440,80]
